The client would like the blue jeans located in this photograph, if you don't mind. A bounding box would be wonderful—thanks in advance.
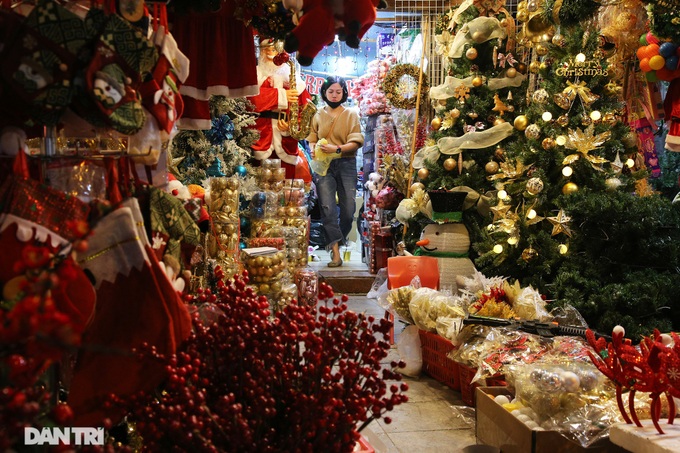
[316,157,357,249]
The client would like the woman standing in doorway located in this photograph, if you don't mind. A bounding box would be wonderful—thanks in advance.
[307,76,364,267]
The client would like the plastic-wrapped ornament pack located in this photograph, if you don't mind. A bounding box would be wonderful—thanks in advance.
[206,176,241,277]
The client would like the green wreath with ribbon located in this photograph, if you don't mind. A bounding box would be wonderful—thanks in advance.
[382,64,429,110]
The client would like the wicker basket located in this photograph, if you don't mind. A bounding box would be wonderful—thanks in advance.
[418,329,460,391]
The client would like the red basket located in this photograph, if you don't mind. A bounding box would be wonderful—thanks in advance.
[418,329,460,391]
[457,363,479,407]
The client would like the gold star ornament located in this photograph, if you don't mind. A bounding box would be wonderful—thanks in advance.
[547,209,573,237]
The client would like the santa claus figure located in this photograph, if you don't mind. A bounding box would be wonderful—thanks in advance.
[248,39,313,182]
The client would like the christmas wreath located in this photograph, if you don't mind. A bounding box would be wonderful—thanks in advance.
[382,63,429,110]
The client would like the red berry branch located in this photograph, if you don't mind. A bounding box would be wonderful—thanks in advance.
[112,268,408,452]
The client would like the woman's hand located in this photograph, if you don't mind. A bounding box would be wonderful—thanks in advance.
[319,143,339,154]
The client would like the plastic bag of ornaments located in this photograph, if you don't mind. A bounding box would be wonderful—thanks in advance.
[258,158,287,191]
[496,361,623,446]
[240,248,290,296]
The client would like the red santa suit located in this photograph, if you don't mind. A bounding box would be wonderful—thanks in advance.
[248,55,313,181]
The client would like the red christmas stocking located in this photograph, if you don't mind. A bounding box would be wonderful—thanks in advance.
[68,206,189,426]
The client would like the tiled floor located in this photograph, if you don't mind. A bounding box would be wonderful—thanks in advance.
[343,293,480,453]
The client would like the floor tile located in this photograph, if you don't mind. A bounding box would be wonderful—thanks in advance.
[377,400,471,433]
[388,428,478,452]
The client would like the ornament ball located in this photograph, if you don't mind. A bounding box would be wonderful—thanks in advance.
[493,118,506,126]
[562,182,578,195]
[410,182,425,193]
[535,44,549,56]
[522,247,538,261]
[494,147,505,160]
[517,62,527,74]
[443,157,457,171]
[236,165,248,177]
[417,168,430,180]
[466,47,478,60]
[541,137,556,149]
[526,177,544,195]
[472,76,484,87]
[506,67,517,78]
[514,115,529,131]
[485,161,500,174]
[529,61,541,73]
[431,116,442,130]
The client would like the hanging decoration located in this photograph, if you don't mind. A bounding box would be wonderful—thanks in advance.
[562,124,611,170]
[547,209,573,237]
[382,63,429,110]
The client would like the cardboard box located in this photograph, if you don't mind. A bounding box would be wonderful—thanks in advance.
[475,387,629,453]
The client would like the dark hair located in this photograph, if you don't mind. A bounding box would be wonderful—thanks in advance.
[320,76,348,105]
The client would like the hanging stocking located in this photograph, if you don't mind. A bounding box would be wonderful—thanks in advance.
[68,206,190,426]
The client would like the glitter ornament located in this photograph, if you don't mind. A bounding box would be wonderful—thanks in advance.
[552,34,567,47]
[557,114,569,127]
[524,124,541,140]
[485,161,500,174]
[532,89,550,104]
[542,137,556,149]
[535,44,549,56]
[526,177,544,195]
[522,246,538,261]
[553,93,572,110]
[529,61,540,73]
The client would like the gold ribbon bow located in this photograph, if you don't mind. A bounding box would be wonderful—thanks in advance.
[563,80,600,106]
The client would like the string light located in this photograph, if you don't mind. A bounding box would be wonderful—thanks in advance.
[556,135,567,146]
[558,244,568,254]
[527,209,537,219]
[507,236,519,245]
[575,53,586,63]
[541,111,553,122]
[498,189,508,200]
[626,158,635,168]
[590,110,601,121]
[562,166,573,177]
[493,244,504,254]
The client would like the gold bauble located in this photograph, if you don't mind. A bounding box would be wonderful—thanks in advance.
[494,147,505,160]
[472,76,484,87]
[472,30,489,43]
[603,112,617,125]
[485,161,500,174]
[622,132,638,148]
[562,182,579,195]
[581,115,592,127]
[529,61,541,73]
[514,115,529,131]
[517,62,528,74]
[526,177,544,195]
[451,108,461,118]
[506,67,517,78]
[532,89,550,104]
[521,247,538,262]
[535,44,549,56]
[525,124,541,140]
[410,182,425,193]
[465,47,478,60]
[226,178,240,190]
[557,114,569,127]
[443,157,457,171]
[552,34,567,47]
[431,116,442,130]
[542,137,556,149]
[493,118,506,126]
[417,168,430,180]
[439,99,448,106]
[539,62,549,71]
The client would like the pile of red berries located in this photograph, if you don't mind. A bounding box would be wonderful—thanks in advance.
[115,269,408,452]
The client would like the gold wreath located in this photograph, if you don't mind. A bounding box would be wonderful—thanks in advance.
[381,63,429,110]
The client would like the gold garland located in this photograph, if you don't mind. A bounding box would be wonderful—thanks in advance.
[382,64,429,110]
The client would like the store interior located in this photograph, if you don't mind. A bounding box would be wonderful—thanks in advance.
[2,0,680,451]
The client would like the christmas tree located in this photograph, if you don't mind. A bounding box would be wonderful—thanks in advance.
[170,96,258,185]
[398,1,527,248]
[471,0,680,338]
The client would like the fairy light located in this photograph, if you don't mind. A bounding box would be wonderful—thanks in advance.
[562,166,573,177]
[590,110,601,121]
[498,189,508,200]
[556,135,567,146]
[541,111,553,122]
[493,244,504,254]
[558,244,568,254]
[526,209,537,220]
[507,236,519,245]
[575,53,586,63]
[626,158,635,168]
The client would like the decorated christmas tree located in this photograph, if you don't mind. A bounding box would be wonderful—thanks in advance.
[170,96,258,185]
[398,0,527,248]
[471,0,680,338]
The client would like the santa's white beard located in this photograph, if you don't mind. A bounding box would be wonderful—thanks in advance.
[258,58,290,88]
